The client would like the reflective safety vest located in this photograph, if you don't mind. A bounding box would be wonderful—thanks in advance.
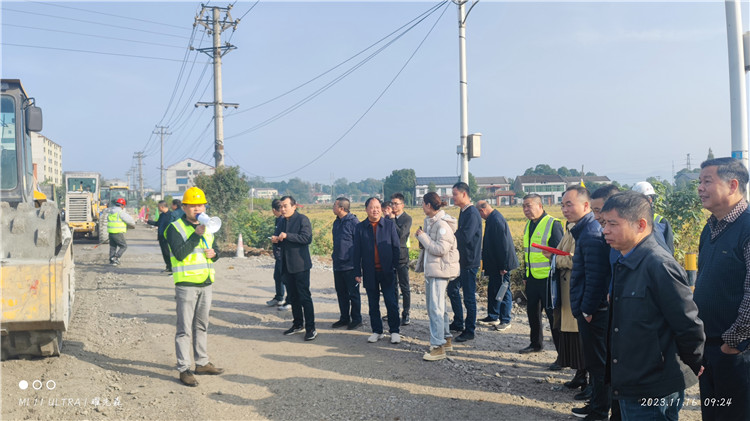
[167,218,215,285]
[107,210,127,234]
[523,214,559,279]
[654,213,664,224]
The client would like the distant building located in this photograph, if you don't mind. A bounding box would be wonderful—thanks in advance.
[252,187,279,199]
[30,132,62,186]
[165,158,214,195]
[476,176,514,206]
[562,176,612,187]
[313,193,332,203]
[674,172,699,190]
[513,175,567,205]
[415,176,459,205]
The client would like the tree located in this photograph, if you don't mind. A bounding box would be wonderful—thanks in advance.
[652,180,703,261]
[524,164,557,176]
[427,182,437,193]
[384,169,416,205]
[194,166,249,219]
[284,178,312,203]
[707,148,715,161]
[557,166,572,177]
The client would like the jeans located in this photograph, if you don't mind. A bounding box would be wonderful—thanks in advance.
[525,277,558,349]
[487,272,512,324]
[175,284,212,372]
[283,269,316,332]
[273,259,286,302]
[447,267,478,334]
[109,232,127,260]
[364,270,400,334]
[395,263,410,317]
[578,310,611,418]
[424,277,451,347]
[619,390,683,421]
[333,269,361,324]
[158,236,171,270]
[700,342,750,421]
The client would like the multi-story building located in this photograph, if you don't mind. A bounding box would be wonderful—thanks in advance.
[476,176,514,206]
[165,158,215,196]
[252,187,279,199]
[30,132,62,186]
[414,176,460,205]
[562,176,612,187]
[513,175,567,205]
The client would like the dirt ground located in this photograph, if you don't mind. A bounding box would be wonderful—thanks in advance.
[1,226,702,420]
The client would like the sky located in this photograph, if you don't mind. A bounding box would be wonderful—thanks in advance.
[2,0,749,190]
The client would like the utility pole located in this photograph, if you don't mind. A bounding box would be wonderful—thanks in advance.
[134,152,145,201]
[456,0,469,184]
[194,4,239,169]
[686,153,692,171]
[153,126,171,199]
[725,0,749,198]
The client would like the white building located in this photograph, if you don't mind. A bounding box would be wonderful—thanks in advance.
[475,176,514,206]
[414,176,459,205]
[165,158,214,195]
[513,175,567,205]
[30,132,62,186]
[252,187,278,199]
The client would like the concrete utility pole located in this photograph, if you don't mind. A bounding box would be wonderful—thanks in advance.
[725,0,749,199]
[153,126,171,199]
[455,0,480,184]
[194,4,239,169]
[134,152,145,201]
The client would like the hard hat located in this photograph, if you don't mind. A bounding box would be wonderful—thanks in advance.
[182,186,207,205]
[632,181,656,196]
[115,198,127,207]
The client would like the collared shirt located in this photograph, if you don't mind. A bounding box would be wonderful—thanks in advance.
[461,203,472,212]
[707,199,750,347]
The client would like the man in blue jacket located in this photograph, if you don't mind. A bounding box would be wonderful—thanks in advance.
[565,185,612,420]
[353,197,402,344]
[331,197,362,330]
[146,200,173,273]
[448,182,483,343]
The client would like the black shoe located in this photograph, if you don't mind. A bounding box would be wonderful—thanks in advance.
[283,325,304,336]
[401,315,411,326]
[449,322,463,332]
[331,320,348,328]
[304,330,317,341]
[455,331,475,342]
[548,362,563,371]
[574,384,593,401]
[347,321,363,330]
[518,345,542,354]
[571,404,591,418]
[564,370,588,389]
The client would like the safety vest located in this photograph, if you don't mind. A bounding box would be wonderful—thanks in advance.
[107,210,126,234]
[654,214,664,224]
[523,214,559,279]
[167,218,215,285]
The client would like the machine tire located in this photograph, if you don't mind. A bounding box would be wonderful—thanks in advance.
[98,211,109,244]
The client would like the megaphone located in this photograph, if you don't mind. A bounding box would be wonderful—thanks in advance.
[196,212,222,234]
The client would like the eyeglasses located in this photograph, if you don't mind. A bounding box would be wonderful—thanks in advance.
[392,201,404,206]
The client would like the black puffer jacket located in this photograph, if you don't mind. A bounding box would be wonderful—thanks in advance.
[569,212,610,318]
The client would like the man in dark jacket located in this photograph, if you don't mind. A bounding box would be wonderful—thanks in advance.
[147,200,173,272]
[477,200,518,330]
[566,185,611,420]
[266,199,287,309]
[353,197,402,344]
[391,193,413,325]
[272,196,317,341]
[447,182,483,343]
[601,192,704,420]
[331,197,362,330]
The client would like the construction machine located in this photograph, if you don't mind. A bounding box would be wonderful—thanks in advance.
[0,79,75,359]
[64,171,105,241]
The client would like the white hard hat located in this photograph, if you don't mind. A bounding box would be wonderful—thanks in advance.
[632,181,656,196]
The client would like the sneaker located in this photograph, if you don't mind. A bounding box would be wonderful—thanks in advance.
[455,331,475,342]
[449,322,463,332]
[304,330,317,341]
[443,337,454,352]
[423,345,446,361]
[195,362,224,375]
[478,316,500,326]
[494,322,512,331]
[283,325,304,336]
[266,298,281,306]
[390,333,401,344]
[401,315,411,326]
[278,304,291,311]
[367,333,385,343]
[347,321,363,330]
[571,404,592,418]
[179,370,198,387]
[331,320,348,329]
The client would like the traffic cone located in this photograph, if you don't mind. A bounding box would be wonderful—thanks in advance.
[236,233,246,258]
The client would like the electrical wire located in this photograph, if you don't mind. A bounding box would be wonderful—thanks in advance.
[0,43,194,62]
[3,23,185,49]
[27,1,189,30]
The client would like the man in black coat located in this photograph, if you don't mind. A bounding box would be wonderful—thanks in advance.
[146,200,173,273]
[477,201,518,330]
[272,196,317,341]
[390,192,413,325]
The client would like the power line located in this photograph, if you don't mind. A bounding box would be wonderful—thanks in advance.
[28,1,189,30]
[3,23,185,49]
[0,43,197,62]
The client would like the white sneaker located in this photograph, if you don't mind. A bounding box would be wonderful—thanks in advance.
[390,333,401,344]
[278,304,291,311]
[367,333,385,343]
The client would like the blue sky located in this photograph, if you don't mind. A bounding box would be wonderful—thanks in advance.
[2,1,748,188]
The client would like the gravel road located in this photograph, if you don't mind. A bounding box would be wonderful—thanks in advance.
[1,226,702,420]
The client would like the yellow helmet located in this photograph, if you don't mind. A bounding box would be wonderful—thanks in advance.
[182,186,207,205]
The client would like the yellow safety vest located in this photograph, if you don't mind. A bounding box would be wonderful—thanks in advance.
[107,211,126,234]
[654,213,664,224]
[523,214,559,279]
[167,218,215,285]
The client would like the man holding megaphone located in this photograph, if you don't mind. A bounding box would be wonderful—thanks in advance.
[164,186,224,387]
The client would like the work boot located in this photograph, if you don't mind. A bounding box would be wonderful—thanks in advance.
[195,362,224,375]
[423,345,446,361]
[443,336,454,352]
[179,370,198,387]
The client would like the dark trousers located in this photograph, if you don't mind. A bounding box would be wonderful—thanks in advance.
[487,272,513,324]
[365,270,400,334]
[699,342,750,421]
[273,259,286,302]
[333,269,361,324]
[578,311,611,419]
[282,268,315,332]
[109,232,127,260]
[395,263,410,317]
[158,236,171,270]
[447,267,478,334]
[525,277,559,349]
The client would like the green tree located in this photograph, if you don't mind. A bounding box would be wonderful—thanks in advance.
[284,178,312,203]
[557,166,572,177]
[707,148,715,161]
[524,164,557,176]
[652,180,704,262]
[194,166,249,220]
[427,182,437,193]
[384,169,416,205]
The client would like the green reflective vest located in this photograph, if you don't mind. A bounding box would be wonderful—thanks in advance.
[107,211,126,234]
[167,218,215,285]
[523,214,559,279]
[654,213,664,224]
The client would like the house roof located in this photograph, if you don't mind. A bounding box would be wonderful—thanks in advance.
[166,157,215,170]
[562,176,611,183]
[475,176,510,185]
[514,175,566,184]
[416,176,460,186]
